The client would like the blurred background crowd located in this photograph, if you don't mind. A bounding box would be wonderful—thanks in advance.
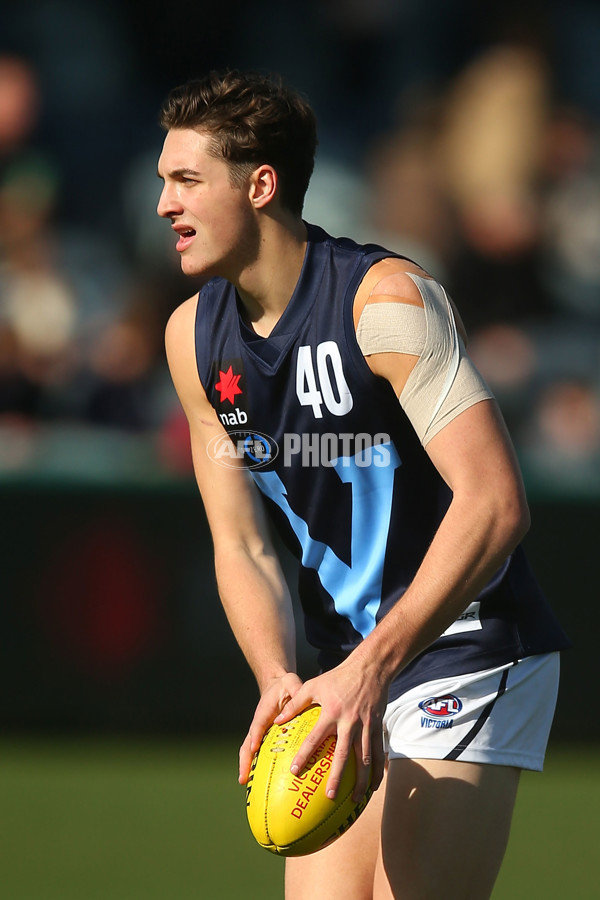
[2,0,600,494]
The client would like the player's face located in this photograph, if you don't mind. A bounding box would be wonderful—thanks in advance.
[157,128,257,280]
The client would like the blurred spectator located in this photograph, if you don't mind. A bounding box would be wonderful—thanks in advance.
[467,322,539,434]
[365,102,454,279]
[534,380,600,457]
[0,55,39,154]
[519,379,600,491]
[540,106,600,321]
[434,42,555,332]
[437,44,548,240]
[82,281,172,432]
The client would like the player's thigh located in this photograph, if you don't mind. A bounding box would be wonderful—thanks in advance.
[285,772,386,900]
[375,757,520,900]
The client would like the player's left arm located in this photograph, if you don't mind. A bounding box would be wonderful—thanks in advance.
[356,258,530,643]
[276,259,530,800]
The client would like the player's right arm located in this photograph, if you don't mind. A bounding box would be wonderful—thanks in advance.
[165,297,302,751]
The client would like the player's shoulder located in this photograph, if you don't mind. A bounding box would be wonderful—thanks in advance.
[164,292,202,393]
[165,293,199,347]
[353,256,432,328]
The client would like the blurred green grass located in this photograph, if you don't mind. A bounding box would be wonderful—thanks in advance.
[0,738,597,899]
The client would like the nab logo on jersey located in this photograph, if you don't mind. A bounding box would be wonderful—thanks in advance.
[419,695,462,719]
[213,359,250,427]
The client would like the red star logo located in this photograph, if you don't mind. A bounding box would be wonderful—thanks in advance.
[215,365,243,405]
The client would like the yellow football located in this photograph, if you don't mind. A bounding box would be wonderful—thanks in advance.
[245,705,373,857]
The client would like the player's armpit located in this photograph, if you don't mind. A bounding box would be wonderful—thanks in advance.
[365,349,422,400]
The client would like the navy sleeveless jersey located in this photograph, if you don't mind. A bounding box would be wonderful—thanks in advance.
[194,223,569,700]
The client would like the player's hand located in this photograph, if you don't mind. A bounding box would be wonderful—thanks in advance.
[238,672,303,785]
[273,658,387,802]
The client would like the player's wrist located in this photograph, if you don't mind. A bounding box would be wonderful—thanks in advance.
[256,667,299,695]
[348,636,399,693]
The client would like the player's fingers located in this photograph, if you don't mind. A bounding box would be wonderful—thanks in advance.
[287,714,331,779]
[239,714,276,783]
[352,732,373,802]
[239,715,272,783]
[240,675,307,783]
[361,717,385,794]
[322,728,352,799]
[247,713,272,753]
[239,703,282,783]
[238,731,254,785]
[273,687,312,726]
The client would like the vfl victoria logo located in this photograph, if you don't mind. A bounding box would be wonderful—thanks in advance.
[418,694,462,730]
[207,430,279,470]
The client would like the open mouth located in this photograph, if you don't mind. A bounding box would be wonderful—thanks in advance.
[176,228,196,252]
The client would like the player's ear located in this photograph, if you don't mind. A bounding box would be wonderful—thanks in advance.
[250,165,277,208]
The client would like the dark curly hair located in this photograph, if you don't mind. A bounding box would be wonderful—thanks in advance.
[159,70,318,216]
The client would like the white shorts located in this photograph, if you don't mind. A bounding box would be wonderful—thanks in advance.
[383,652,560,771]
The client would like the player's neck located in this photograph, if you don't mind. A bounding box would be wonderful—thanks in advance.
[236,215,307,338]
